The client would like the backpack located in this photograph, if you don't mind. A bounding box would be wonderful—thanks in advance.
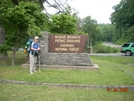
[25,39,34,53]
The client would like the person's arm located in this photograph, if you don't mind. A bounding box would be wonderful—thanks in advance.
[31,43,40,51]
[31,46,39,51]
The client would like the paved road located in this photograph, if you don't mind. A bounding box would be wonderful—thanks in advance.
[102,42,122,48]
[88,43,134,57]
[89,42,133,57]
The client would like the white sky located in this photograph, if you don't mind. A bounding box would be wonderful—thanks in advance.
[44,0,121,24]
[68,0,121,24]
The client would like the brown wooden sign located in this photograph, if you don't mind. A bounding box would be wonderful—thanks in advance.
[49,34,88,53]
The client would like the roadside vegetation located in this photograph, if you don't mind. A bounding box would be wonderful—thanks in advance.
[114,37,130,45]
[93,43,120,53]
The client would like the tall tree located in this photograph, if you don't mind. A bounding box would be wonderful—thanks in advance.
[49,5,77,34]
[0,0,67,64]
[50,13,77,34]
[110,0,134,41]
[0,26,7,58]
[0,1,47,66]
[98,24,115,42]
[82,16,99,44]
[82,16,100,53]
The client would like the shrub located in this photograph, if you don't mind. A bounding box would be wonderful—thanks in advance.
[93,44,119,53]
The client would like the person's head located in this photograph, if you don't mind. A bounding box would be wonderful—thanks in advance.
[34,36,39,42]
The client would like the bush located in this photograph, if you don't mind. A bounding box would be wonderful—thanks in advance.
[93,44,119,53]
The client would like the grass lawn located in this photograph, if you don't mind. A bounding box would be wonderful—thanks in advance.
[0,52,134,101]
[0,84,134,101]
[0,52,134,85]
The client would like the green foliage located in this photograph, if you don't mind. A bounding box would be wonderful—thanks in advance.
[1,1,46,35]
[75,31,86,35]
[110,0,134,41]
[127,25,134,41]
[0,0,47,47]
[0,0,47,65]
[82,16,98,38]
[114,37,129,45]
[82,16,100,45]
[93,44,119,53]
[50,13,77,34]
[98,24,116,42]
[48,5,78,34]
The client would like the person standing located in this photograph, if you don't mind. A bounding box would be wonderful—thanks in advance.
[29,36,40,74]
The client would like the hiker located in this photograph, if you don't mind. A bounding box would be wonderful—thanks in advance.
[29,36,40,74]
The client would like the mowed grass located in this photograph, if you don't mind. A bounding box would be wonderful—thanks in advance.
[0,84,134,101]
[0,52,134,85]
[0,52,134,101]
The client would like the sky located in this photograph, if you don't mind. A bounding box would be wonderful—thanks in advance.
[68,0,121,24]
[44,0,121,24]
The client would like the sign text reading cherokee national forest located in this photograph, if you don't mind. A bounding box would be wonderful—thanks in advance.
[49,34,88,53]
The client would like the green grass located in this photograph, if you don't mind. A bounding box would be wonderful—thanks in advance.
[0,51,28,66]
[0,83,134,101]
[0,52,134,85]
[0,52,134,101]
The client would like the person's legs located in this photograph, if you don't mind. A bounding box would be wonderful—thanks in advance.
[29,54,34,74]
[33,56,37,72]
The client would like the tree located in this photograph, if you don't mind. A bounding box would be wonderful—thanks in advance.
[0,1,47,66]
[76,17,83,34]
[110,0,134,42]
[82,16,99,44]
[81,16,100,53]
[50,13,77,34]
[10,0,68,12]
[0,26,7,59]
[49,5,78,34]
[98,24,115,42]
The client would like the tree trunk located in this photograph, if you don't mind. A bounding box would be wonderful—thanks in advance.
[11,47,18,66]
[11,30,21,66]
[0,26,8,59]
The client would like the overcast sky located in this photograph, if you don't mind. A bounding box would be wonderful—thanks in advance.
[68,0,121,24]
[44,0,121,24]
